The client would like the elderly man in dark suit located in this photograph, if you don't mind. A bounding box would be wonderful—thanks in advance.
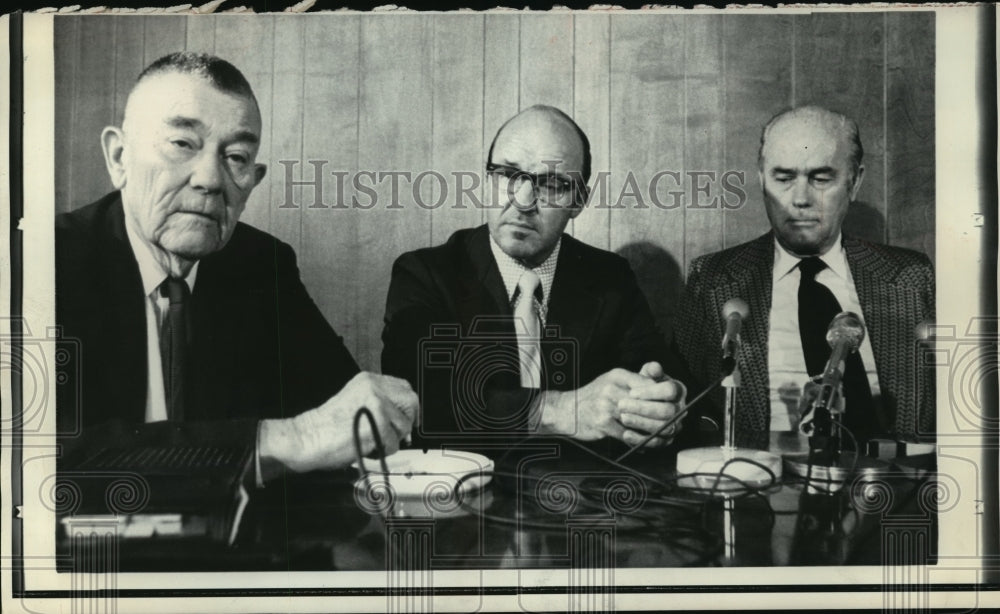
[674,106,935,450]
[57,52,417,482]
[382,105,686,452]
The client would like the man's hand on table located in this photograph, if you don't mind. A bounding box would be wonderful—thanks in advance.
[539,361,686,448]
[258,372,418,481]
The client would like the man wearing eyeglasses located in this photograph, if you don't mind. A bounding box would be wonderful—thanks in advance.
[382,105,686,453]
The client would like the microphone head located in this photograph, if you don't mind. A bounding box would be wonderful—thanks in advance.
[826,311,866,351]
[915,319,936,343]
[722,298,750,319]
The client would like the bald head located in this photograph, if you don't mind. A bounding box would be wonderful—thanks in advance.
[757,105,865,256]
[488,105,592,184]
[484,105,590,267]
[759,106,863,182]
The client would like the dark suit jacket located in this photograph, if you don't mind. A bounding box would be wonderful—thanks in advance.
[674,232,936,448]
[56,192,360,454]
[381,225,680,449]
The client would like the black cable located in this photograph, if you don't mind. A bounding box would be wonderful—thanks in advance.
[352,408,783,562]
[352,406,394,517]
[615,371,729,463]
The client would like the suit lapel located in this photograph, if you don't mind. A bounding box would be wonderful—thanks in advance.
[843,236,905,423]
[455,229,602,386]
[546,236,601,366]
[716,233,774,432]
[102,201,149,423]
[455,227,515,333]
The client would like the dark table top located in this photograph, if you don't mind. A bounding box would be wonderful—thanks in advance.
[58,437,938,572]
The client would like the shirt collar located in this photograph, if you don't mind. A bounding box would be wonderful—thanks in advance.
[773,232,847,281]
[489,234,561,305]
[124,217,199,298]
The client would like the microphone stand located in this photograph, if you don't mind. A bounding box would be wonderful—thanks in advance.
[723,361,740,456]
[676,338,782,495]
[805,383,842,468]
[784,371,890,489]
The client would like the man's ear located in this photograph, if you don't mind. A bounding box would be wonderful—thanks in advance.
[570,184,590,219]
[253,163,267,187]
[849,164,865,201]
[100,126,127,189]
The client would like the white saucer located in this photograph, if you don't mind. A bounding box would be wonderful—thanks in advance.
[352,449,494,498]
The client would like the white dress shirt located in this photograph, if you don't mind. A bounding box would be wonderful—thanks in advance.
[767,235,882,431]
[124,221,199,423]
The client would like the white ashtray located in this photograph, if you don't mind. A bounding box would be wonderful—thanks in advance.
[352,449,494,498]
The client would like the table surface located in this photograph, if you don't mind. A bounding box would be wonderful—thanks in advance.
[58,437,938,572]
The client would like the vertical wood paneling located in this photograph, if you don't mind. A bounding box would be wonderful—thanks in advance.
[269,16,305,251]
[572,13,611,251]
[886,12,935,262]
[185,15,216,52]
[794,13,886,245]
[429,15,485,246]
[683,14,726,271]
[519,14,575,113]
[113,18,145,125]
[213,15,275,237]
[357,15,433,369]
[483,15,521,226]
[56,13,937,369]
[54,16,80,213]
[142,16,186,66]
[609,15,686,341]
[74,16,117,210]
[300,15,361,362]
[519,14,577,231]
[723,14,793,248]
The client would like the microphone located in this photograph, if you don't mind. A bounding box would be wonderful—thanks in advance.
[915,318,935,344]
[800,311,865,438]
[820,311,866,389]
[720,298,749,375]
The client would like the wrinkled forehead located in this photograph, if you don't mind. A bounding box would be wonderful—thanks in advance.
[492,112,585,175]
[761,116,851,170]
[123,70,262,137]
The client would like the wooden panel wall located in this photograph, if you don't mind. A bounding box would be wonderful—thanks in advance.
[53,12,936,371]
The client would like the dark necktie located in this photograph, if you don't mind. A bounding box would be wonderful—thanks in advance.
[159,277,190,422]
[797,257,879,441]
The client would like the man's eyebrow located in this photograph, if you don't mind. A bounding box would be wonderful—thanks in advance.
[230,130,260,145]
[770,166,797,175]
[808,166,837,176]
[164,116,203,130]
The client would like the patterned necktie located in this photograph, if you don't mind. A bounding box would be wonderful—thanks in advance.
[514,270,543,388]
[159,277,190,422]
[797,257,879,441]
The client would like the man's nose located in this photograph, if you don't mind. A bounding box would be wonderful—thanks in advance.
[189,151,224,193]
[791,178,811,208]
[508,178,538,212]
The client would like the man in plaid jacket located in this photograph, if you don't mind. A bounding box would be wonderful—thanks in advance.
[675,106,935,450]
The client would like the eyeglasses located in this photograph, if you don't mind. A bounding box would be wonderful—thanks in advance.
[486,162,577,205]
